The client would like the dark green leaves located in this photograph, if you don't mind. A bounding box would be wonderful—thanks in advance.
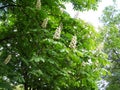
[0,0,108,89]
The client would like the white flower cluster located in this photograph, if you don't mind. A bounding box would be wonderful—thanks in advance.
[4,55,12,64]
[60,8,64,14]
[53,23,63,39]
[69,35,77,49]
[74,12,79,18]
[36,0,41,10]
[41,18,49,28]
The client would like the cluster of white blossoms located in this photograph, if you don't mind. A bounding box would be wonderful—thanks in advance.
[53,23,77,49]
[69,35,77,49]
[53,23,63,39]
[60,8,64,14]
[41,18,49,28]
[36,0,41,10]
[74,12,79,19]
[4,55,12,64]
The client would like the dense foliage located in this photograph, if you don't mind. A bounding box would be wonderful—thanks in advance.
[0,0,108,90]
[100,4,120,90]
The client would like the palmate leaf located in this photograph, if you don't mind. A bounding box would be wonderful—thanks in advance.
[29,69,43,77]
[74,50,83,57]
[31,56,45,63]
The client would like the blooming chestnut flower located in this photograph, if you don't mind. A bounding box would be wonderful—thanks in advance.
[36,0,41,10]
[69,35,77,49]
[4,55,12,64]
[53,23,63,39]
[41,18,49,28]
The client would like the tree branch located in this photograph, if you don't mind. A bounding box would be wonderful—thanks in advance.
[0,35,16,44]
[113,49,120,59]
[0,4,21,9]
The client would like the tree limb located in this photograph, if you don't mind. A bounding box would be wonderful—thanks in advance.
[113,49,120,59]
[0,4,20,9]
[0,35,16,44]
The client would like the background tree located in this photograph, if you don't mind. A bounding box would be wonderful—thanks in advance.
[0,0,108,90]
[100,4,120,90]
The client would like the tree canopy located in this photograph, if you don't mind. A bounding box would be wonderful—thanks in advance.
[0,0,108,90]
[100,4,120,90]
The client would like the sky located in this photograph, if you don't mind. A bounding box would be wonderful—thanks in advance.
[65,0,118,28]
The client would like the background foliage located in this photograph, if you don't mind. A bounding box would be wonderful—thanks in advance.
[100,4,120,90]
